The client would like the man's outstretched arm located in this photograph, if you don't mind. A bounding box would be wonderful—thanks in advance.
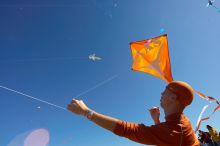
[67,99,173,145]
[67,99,119,132]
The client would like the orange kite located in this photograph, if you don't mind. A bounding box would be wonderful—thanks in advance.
[130,34,173,83]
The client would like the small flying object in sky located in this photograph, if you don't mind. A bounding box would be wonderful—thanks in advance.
[206,0,220,13]
[89,54,102,61]
[207,0,215,7]
[160,28,165,33]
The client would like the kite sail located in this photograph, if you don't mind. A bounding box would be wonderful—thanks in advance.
[130,34,173,83]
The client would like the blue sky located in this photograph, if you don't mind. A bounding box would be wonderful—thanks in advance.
[0,0,220,146]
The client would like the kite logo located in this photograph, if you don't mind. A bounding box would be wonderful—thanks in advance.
[143,38,162,53]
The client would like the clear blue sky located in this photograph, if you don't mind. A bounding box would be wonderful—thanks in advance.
[1,0,220,146]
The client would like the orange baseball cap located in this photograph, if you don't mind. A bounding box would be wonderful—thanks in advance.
[166,81,194,107]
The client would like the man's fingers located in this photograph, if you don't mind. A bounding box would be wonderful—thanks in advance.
[67,103,81,114]
[67,104,73,111]
[67,103,77,110]
[148,107,159,111]
[71,99,77,104]
[67,105,72,111]
[70,99,82,106]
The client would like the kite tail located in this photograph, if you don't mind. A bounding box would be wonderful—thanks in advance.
[195,91,220,132]
[195,102,211,132]
[212,5,220,13]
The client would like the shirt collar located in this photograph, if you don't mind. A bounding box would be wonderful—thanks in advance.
[165,112,183,121]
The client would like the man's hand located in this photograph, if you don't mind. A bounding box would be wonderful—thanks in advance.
[148,107,160,125]
[67,99,118,132]
[67,99,90,116]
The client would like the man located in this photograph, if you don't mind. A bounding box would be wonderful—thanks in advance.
[67,81,200,146]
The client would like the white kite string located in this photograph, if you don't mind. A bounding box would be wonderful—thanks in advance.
[0,57,88,63]
[74,74,118,98]
[0,75,118,110]
[0,4,91,8]
[0,85,67,111]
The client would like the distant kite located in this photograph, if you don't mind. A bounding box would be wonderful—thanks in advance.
[206,0,220,13]
[130,34,173,83]
[89,53,102,61]
[160,28,165,33]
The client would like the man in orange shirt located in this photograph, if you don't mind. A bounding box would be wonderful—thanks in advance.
[67,81,200,146]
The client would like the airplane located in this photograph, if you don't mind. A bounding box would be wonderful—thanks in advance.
[89,53,102,61]
[207,0,215,7]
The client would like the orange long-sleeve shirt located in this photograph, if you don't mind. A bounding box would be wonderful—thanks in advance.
[113,113,200,146]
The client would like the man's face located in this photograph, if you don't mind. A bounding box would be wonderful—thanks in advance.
[160,88,176,108]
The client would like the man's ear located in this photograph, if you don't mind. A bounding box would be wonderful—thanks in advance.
[171,94,178,101]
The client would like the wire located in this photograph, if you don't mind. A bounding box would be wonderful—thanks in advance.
[0,85,67,111]
[74,74,118,98]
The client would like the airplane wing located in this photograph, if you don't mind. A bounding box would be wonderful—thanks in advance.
[95,57,102,60]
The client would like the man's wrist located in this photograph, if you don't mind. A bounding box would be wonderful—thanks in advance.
[154,118,160,124]
[84,110,94,120]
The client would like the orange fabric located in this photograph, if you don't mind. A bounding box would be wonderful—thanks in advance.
[113,113,200,146]
[166,81,194,107]
[130,34,173,83]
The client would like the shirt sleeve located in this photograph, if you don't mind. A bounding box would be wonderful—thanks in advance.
[113,120,181,145]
